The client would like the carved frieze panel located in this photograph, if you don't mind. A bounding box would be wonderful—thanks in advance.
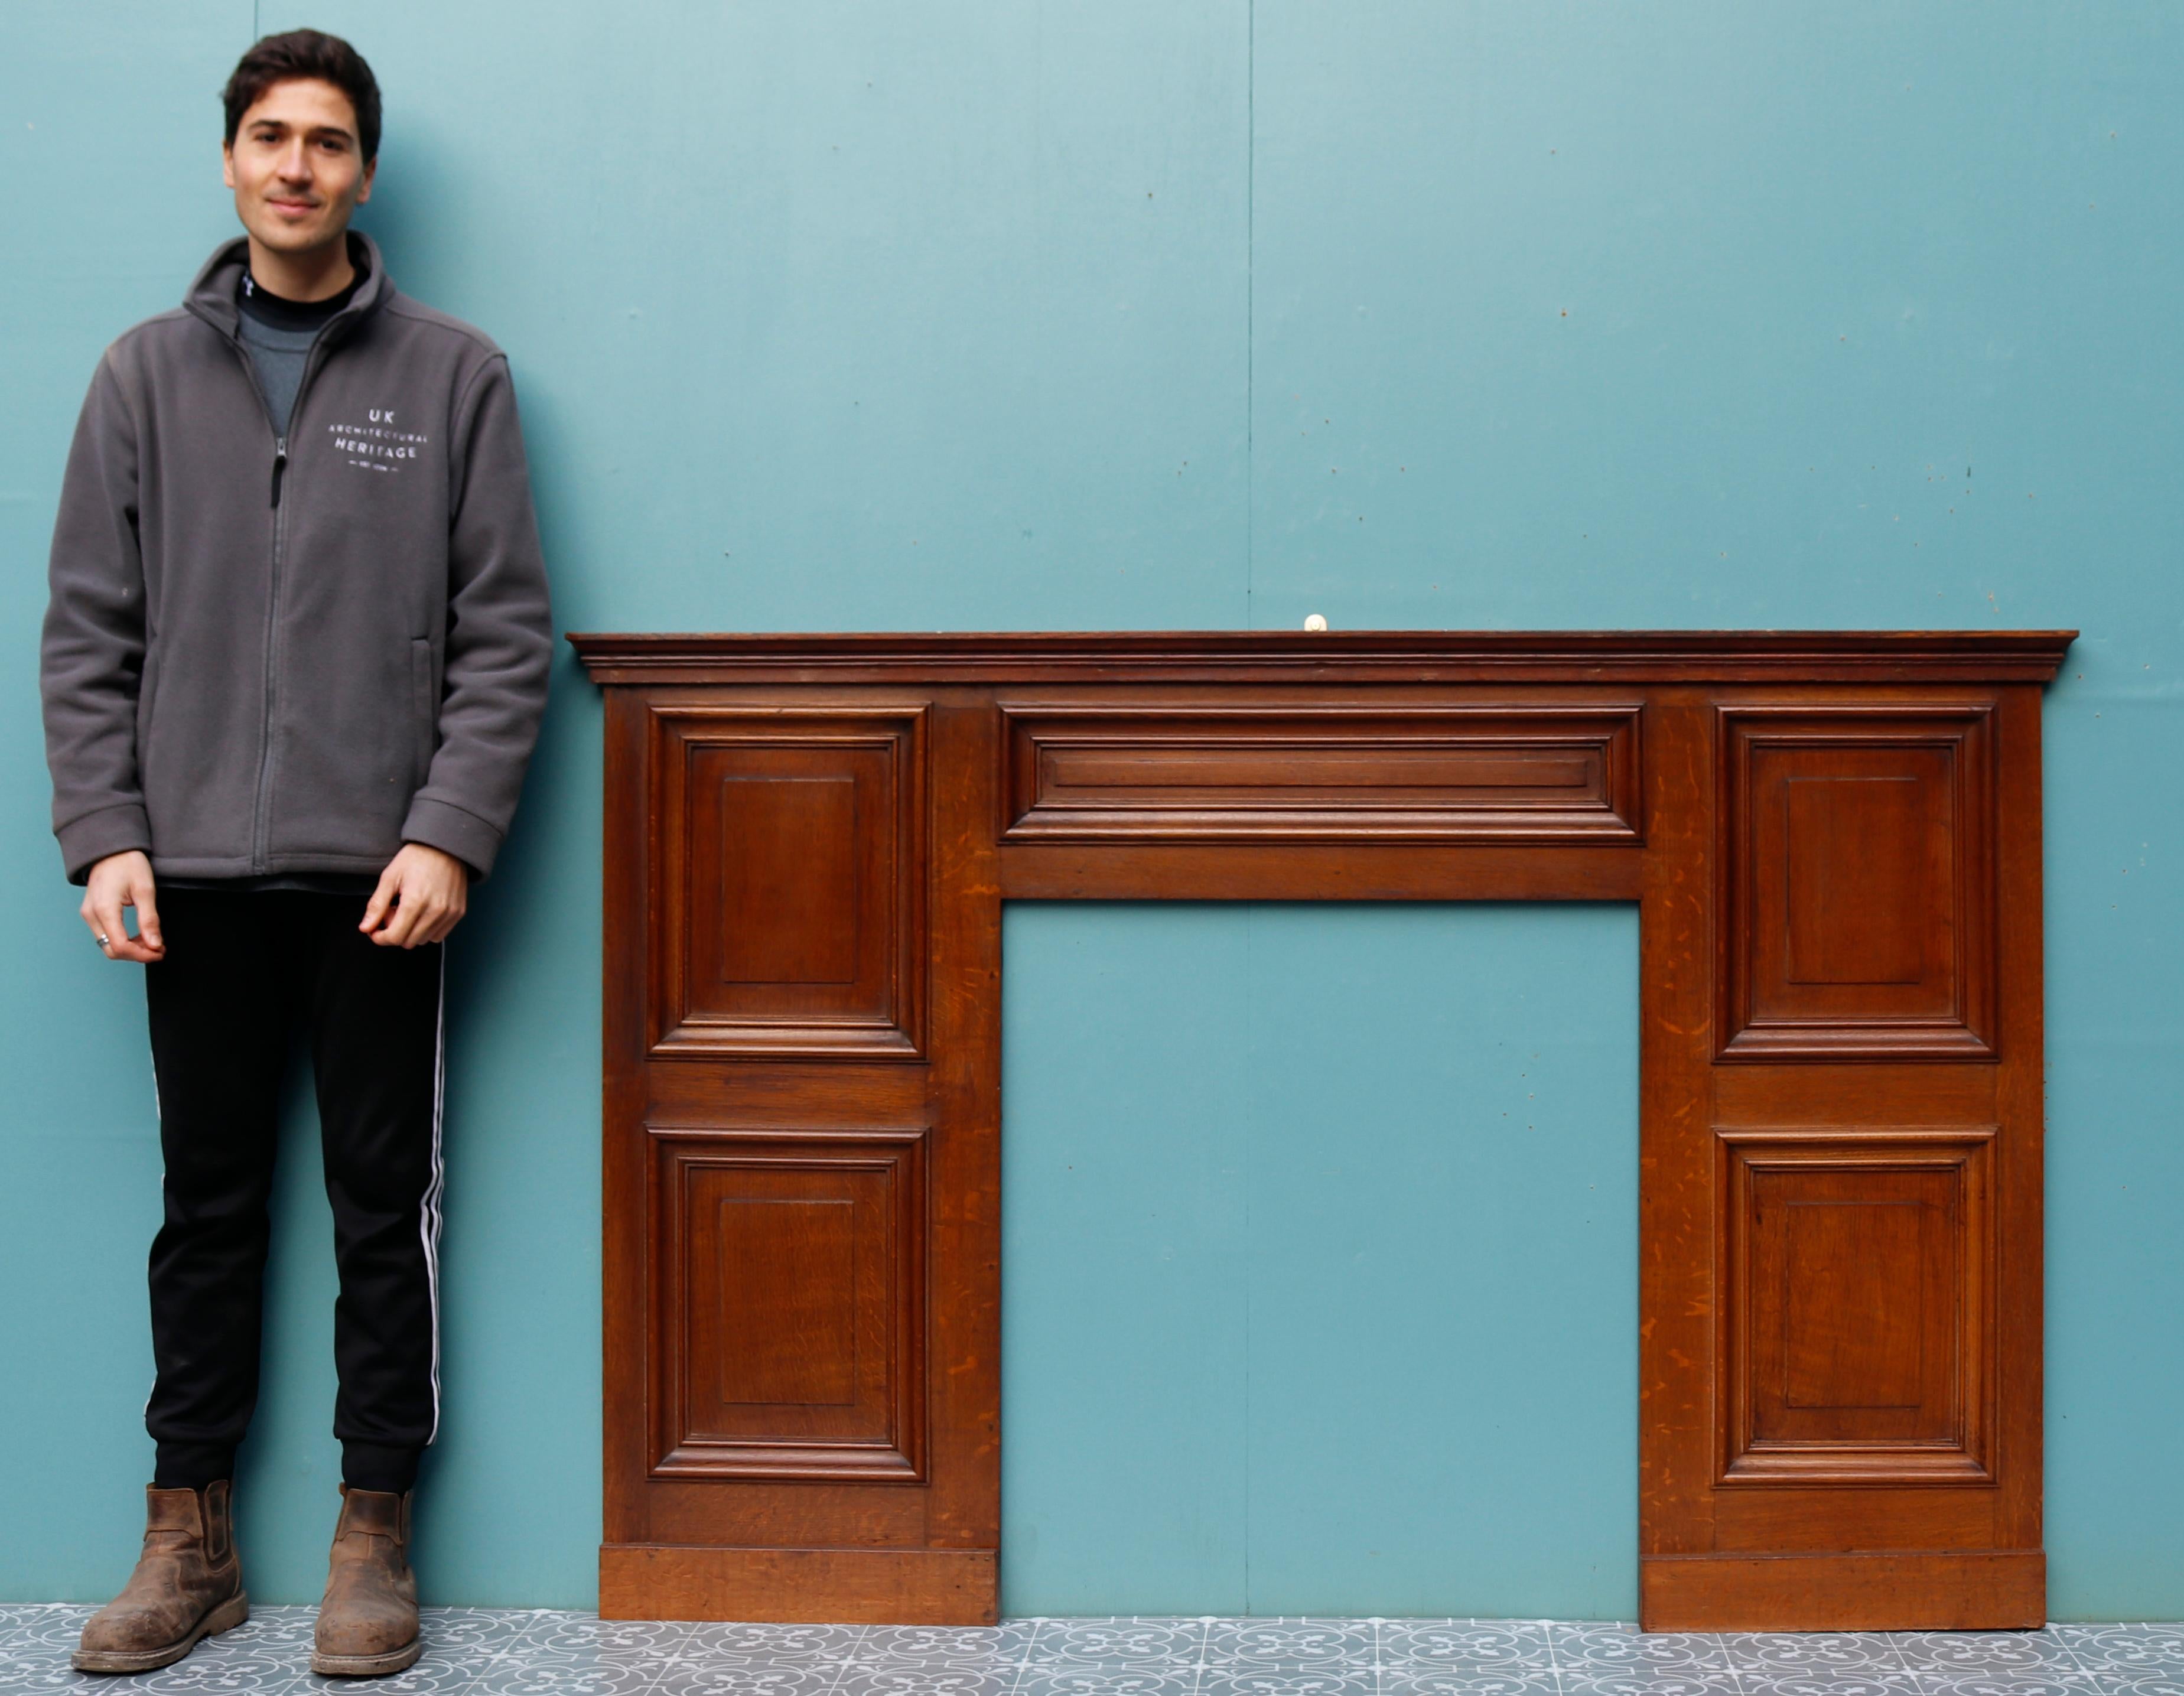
[648,706,927,1059]
[1001,704,1642,842]
[1718,1127,1994,1486]
[1718,706,1997,1060]
[649,1125,929,1482]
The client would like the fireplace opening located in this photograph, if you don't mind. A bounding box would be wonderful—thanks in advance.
[1001,901,1639,1617]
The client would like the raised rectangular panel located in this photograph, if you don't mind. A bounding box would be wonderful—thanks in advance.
[650,707,927,1058]
[1783,779,1925,986]
[1000,705,1642,842]
[1718,1128,1994,1486]
[1781,1201,1923,1411]
[1719,707,1996,1060]
[713,777,858,985]
[704,1193,857,1407]
[650,1127,928,1482]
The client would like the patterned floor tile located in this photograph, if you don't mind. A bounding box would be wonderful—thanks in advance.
[1205,1619,1382,1666]
[1195,1669,1382,1696]
[1014,1666,1205,1696]
[122,1642,316,1695]
[678,1619,867,1663]
[646,1661,845,1696]
[0,1606,94,1662]
[0,1606,73,1650]
[4,1608,2182,1696]
[452,1609,692,1695]
[467,1654,663,1695]
[864,1620,1039,1659]
[1557,1671,1747,1696]
[1380,1667,1562,1696]
[520,1616,691,1659]
[416,1605,544,1652]
[0,1657,102,1692]
[1026,1616,1209,1665]
[2058,1621,2184,1648]
[2056,1622,2184,1676]
[1889,1630,2093,1681]
[830,1661,1028,1696]
[496,1609,694,1660]
[1379,1620,1557,1668]
[1552,1623,1730,1672]
[1721,1633,1922,1679]
[225,1604,317,1646]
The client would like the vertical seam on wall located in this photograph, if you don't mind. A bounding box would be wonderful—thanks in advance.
[1245,0,1255,629]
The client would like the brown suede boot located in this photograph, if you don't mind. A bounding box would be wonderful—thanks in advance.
[73,1480,248,1674]
[311,1485,422,1677]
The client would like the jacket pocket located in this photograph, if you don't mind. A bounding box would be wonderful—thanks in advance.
[411,639,438,789]
[136,645,161,743]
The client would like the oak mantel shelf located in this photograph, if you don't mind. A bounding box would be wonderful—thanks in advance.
[568,628,2076,684]
[577,627,2071,1633]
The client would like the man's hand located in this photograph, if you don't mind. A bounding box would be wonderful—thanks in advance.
[361,844,470,948]
[83,850,165,963]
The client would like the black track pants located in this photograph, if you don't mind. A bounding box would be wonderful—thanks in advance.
[142,890,443,1495]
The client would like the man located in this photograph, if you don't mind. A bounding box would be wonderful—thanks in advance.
[40,30,552,1678]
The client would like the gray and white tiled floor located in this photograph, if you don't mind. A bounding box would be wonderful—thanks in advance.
[2,1609,2179,1695]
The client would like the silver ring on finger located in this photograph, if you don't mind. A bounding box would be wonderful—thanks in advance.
[96,933,111,947]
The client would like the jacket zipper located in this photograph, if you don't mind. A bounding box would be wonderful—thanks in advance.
[253,453,291,872]
[223,323,340,874]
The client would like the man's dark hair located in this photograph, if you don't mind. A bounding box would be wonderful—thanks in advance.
[222,30,382,162]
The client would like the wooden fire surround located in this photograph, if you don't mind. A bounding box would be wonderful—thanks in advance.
[572,629,2074,1633]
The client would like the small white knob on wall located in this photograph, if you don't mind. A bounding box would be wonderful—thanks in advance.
[1303,613,1329,632]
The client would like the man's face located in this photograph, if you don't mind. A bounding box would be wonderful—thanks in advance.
[222,77,375,259]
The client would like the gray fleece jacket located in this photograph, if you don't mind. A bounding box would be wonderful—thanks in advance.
[41,234,552,884]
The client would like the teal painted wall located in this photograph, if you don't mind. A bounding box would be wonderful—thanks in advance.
[0,2,2178,1617]
[1002,904,1638,1617]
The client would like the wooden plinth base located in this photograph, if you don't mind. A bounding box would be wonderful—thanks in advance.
[599,1545,998,1624]
[1642,1551,2045,1632]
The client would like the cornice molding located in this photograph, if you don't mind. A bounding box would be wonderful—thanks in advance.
[571,629,2076,686]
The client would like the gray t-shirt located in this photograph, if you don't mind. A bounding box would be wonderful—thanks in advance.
[236,310,317,437]
[233,266,359,434]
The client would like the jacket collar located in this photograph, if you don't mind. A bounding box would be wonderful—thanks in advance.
[183,230,393,343]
